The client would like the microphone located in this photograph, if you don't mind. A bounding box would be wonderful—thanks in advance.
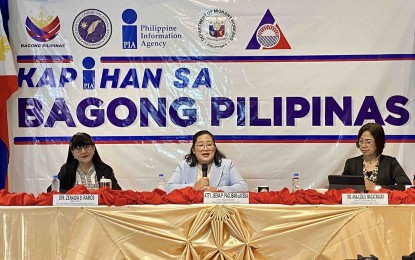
[202,164,208,178]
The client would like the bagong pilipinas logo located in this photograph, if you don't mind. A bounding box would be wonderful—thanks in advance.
[246,9,291,50]
[72,9,112,49]
[198,9,236,49]
[25,12,60,42]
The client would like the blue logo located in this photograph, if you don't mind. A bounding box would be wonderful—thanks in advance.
[72,9,112,49]
[82,57,95,89]
[246,9,291,50]
[122,9,138,49]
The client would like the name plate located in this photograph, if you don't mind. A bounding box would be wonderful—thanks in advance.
[204,192,249,204]
[342,193,388,205]
[53,194,99,206]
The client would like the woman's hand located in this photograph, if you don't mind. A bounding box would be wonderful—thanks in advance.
[364,179,377,191]
[203,186,218,192]
[194,177,209,191]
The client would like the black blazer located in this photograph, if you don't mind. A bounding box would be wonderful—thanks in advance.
[342,154,411,190]
[47,161,122,193]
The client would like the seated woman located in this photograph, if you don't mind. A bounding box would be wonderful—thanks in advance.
[342,123,411,191]
[166,130,248,193]
[47,132,122,193]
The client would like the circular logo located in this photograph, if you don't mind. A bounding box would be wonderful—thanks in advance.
[256,24,280,48]
[72,9,112,49]
[197,9,236,49]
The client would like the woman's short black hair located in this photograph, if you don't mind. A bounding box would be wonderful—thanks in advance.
[185,130,226,167]
[66,132,102,164]
[356,123,385,155]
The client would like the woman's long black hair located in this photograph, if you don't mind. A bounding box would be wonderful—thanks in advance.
[185,130,226,167]
[66,132,103,165]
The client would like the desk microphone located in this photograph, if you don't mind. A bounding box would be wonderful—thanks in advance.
[202,164,208,178]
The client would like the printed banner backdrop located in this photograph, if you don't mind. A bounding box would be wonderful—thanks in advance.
[6,0,415,195]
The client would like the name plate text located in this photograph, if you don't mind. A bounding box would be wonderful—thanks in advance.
[204,192,249,204]
[342,193,388,205]
[53,194,99,206]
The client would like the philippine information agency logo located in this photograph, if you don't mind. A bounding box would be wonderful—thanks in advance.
[72,9,112,49]
[25,12,60,42]
[122,9,138,49]
[198,9,236,49]
[246,9,291,50]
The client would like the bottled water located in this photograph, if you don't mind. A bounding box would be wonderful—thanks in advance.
[157,173,166,191]
[51,175,60,192]
[292,173,300,192]
[99,177,112,189]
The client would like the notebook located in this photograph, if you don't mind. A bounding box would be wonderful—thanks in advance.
[328,175,365,192]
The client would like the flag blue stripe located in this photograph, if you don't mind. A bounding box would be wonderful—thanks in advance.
[0,139,8,189]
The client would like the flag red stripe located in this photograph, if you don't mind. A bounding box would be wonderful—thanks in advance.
[0,75,18,191]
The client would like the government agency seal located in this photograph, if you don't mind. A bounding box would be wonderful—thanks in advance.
[72,9,112,49]
[197,9,236,49]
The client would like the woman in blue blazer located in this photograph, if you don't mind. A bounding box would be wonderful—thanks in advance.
[166,130,248,193]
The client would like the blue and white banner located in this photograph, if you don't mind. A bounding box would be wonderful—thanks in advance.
[6,0,415,194]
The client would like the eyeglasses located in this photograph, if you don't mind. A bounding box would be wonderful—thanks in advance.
[195,143,215,151]
[358,139,374,147]
[72,145,93,153]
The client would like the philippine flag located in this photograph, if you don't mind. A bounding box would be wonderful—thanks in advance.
[0,12,18,190]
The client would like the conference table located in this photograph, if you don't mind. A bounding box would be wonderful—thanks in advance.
[1,186,415,259]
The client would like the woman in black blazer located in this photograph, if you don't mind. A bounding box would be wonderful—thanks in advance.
[47,132,121,193]
[342,123,411,191]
